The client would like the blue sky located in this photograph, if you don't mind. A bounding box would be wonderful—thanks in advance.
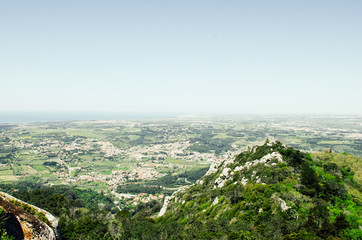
[1,0,361,115]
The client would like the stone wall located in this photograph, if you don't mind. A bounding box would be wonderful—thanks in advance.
[0,191,61,240]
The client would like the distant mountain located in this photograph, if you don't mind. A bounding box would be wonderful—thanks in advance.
[0,191,61,240]
[157,140,361,239]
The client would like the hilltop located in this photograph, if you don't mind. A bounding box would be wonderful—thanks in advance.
[154,140,361,239]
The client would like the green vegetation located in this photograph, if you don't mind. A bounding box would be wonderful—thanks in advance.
[2,141,360,240]
[156,141,362,239]
[0,117,361,239]
[152,167,208,186]
[0,182,116,214]
[0,116,361,195]
[0,182,118,240]
[7,198,50,226]
[116,168,208,196]
[117,184,170,195]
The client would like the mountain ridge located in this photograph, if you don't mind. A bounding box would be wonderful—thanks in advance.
[157,139,361,239]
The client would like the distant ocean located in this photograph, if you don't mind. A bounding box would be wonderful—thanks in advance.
[0,112,180,124]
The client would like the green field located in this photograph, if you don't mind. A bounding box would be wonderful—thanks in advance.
[0,116,361,195]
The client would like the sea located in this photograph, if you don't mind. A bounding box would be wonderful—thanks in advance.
[0,112,180,124]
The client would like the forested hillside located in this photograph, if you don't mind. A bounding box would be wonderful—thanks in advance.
[1,141,361,239]
[158,140,362,239]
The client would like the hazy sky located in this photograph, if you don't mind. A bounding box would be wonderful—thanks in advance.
[1,1,361,115]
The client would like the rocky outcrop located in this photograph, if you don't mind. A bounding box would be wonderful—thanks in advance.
[0,192,61,240]
[213,152,284,188]
[159,144,285,216]
[158,186,189,217]
[158,196,172,217]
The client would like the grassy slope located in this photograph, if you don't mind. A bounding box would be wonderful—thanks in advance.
[159,142,362,239]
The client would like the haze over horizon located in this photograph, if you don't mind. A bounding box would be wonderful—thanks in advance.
[1,1,361,115]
